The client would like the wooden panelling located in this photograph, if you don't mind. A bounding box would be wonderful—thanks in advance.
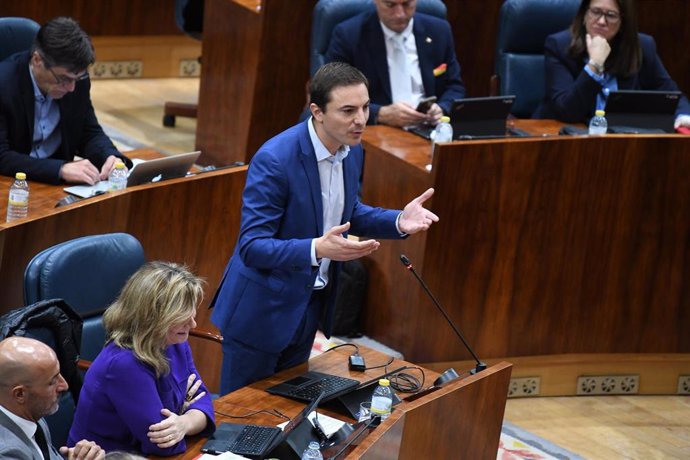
[360,128,690,366]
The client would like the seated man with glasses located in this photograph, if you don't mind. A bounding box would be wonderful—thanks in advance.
[0,16,131,185]
[534,0,690,127]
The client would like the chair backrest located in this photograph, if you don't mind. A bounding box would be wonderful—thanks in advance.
[175,0,203,40]
[0,299,83,449]
[0,17,40,62]
[24,233,146,361]
[310,0,447,75]
[495,0,579,118]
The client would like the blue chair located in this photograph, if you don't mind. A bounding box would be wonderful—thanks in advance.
[24,233,146,362]
[493,0,579,118]
[0,17,40,61]
[310,0,448,76]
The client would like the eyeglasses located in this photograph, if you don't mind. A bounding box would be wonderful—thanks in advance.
[587,7,621,24]
[47,66,89,86]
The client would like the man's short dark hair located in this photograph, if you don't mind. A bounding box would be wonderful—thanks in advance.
[310,62,369,112]
[33,17,95,73]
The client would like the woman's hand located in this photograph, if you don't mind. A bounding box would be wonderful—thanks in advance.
[586,33,611,70]
[147,409,188,449]
[180,373,206,414]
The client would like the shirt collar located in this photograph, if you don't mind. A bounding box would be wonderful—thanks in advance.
[28,63,48,103]
[0,403,39,441]
[307,117,349,163]
[380,18,415,43]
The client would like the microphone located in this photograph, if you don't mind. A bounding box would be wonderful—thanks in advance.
[399,254,486,379]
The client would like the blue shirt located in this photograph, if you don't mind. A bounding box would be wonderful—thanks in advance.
[28,64,62,159]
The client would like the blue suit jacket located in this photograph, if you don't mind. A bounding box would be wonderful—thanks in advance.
[326,11,465,124]
[67,342,215,456]
[0,51,131,184]
[211,120,401,353]
[534,30,690,122]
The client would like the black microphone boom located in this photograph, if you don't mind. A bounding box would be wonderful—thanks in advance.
[399,254,487,376]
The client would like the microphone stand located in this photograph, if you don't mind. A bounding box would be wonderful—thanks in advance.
[400,254,486,378]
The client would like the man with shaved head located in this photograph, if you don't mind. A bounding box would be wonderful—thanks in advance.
[0,337,105,459]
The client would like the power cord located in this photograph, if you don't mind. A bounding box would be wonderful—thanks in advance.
[214,407,290,421]
[388,365,425,393]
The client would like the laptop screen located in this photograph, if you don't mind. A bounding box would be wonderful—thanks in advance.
[448,95,515,138]
[605,90,681,133]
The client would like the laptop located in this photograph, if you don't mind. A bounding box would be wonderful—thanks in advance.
[605,90,681,133]
[266,371,360,403]
[328,366,405,420]
[63,150,201,198]
[408,95,516,140]
[200,392,323,458]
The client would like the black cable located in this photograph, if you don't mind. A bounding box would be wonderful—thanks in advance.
[363,355,395,370]
[389,366,425,393]
[324,343,360,354]
[214,408,290,421]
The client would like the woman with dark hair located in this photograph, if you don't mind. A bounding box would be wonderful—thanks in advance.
[67,262,215,456]
[534,0,690,126]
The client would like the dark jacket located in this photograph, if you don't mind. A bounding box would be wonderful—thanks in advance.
[0,298,83,402]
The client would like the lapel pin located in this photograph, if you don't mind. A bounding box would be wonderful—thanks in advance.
[426,37,432,43]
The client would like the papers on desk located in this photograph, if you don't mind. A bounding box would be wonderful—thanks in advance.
[63,159,146,198]
[195,451,250,460]
[276,411,345,438]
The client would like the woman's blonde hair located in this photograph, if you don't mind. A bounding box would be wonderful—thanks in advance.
[103,261,204,377]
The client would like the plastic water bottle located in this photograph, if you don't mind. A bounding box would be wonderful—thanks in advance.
[108,160,127,191]
[428,116,453,170]
[588,110,608,135]
[6,172,29,222]
[370,378,393,420]
[300,441,323,460]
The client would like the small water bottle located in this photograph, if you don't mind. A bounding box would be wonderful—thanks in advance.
[588,110,608,135]
[370,378,393,421]
[300,441,323,460]
[428,116,453,170]
[6,172,29,222]
[108,160,127,191]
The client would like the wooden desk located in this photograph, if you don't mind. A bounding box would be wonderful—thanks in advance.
[161,346,511,459]
[196,0,316,166]
[0,150,247,392]
[360,124,690,394]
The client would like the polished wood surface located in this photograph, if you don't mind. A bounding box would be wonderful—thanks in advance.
[0,150,246,392]
[161,346,511,460]
[195,0,315,166]
[360,125,690,366]
[1,1,181,35]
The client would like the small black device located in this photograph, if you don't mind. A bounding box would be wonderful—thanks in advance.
[415,96,437,113]
[55,195,80,208]
[348,353,366,371]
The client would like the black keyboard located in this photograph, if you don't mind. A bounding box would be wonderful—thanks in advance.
[289,375,358,400]
[230,424,277,456]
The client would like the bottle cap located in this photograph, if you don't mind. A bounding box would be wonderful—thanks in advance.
[440,116,450,123]
[379,378,390,386]
[115,160,126,169]
[15,172,26,180]
[595,110,606,117]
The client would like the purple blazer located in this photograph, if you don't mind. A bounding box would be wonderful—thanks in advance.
[67,342,215,456]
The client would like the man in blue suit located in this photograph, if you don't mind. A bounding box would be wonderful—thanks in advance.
[211,62,438,394]
[326,0,465,128]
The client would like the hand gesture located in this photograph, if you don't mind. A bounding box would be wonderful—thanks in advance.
[424,103,444,125]
[398,188,439,234]
[315,222,380,261]
[59,440,105,460]
[586,33,611,70]
[180,373,206,414]
[148,408,187,449]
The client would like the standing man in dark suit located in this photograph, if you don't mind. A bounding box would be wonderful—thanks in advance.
[0,337,104,459]
[211,62,438,394]
[326,0,465,128]
[0,17,131,185]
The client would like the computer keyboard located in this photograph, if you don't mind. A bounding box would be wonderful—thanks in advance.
[288,375,359,401]
[229,424,277,456]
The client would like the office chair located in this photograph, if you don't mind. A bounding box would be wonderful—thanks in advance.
[492,0,579,118]
[310,0,447,76]
[0,17,40,61]
[24,233,146,362]
[0,298,83,449]
[163,0,204,127]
